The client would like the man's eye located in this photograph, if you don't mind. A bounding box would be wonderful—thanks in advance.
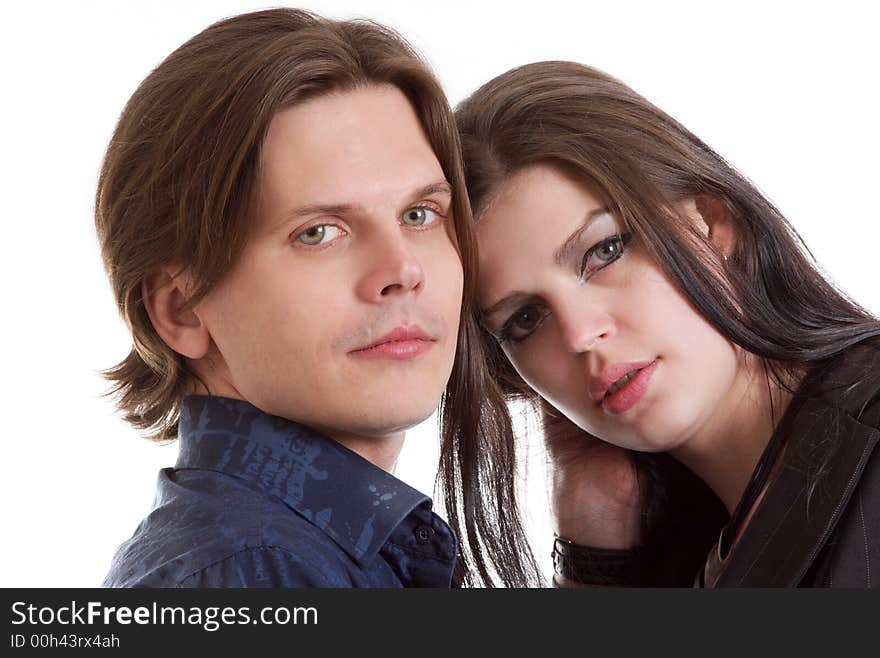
[580,233,631,279]
[401,206,440,227]
[499,305,549,343]
[295,224,343,245]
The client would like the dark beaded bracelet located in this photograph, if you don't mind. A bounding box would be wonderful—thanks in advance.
[552,536,644,586]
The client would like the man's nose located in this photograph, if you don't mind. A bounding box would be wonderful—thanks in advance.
[355,226,425,303]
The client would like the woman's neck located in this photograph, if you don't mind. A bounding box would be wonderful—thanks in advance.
[670,352,798,514]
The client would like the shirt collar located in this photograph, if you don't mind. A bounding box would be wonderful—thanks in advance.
[176,395,432,567]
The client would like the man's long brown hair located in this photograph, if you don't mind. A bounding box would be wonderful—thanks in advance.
[446,61,880,586]
[96,9,472,438]
[97,8,542,588]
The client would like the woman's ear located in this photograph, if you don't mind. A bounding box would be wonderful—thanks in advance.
[142,267,212,359]
[680,195,736,259]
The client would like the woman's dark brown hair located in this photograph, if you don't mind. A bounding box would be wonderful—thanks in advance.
[444,61,880,586]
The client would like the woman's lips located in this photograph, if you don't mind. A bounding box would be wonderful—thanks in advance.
[598,360,659,415]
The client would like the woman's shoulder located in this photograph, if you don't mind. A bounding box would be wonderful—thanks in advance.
[799,334,880,430]
[804,417,880,587]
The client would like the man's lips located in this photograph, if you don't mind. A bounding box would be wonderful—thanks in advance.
[589,360,657,402]
[348,325,436,360]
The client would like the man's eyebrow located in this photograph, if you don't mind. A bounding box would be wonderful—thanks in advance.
[411,180,453,200]
[283,202,353,221]
[278,180,452,226]
[552,206,610,267]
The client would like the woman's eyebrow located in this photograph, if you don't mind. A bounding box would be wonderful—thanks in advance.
[553,206,610,266]
[481,207,610,320]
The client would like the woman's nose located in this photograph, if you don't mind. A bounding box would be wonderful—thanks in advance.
[554,300,615,354]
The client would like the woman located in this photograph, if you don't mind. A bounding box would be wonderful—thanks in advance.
[441,61,880,587]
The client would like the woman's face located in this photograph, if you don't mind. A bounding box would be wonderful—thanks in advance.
[476,163,745,454]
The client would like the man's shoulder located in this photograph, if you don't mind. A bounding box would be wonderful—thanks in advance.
[103,468,355,588]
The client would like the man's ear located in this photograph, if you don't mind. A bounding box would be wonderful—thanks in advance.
[142,267,212,360]
[680,195,736,259]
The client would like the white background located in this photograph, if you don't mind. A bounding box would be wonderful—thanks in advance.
[1,0,877,587]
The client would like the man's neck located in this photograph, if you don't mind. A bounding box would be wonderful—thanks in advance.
[187,379,408,473]
[319,429,407,473]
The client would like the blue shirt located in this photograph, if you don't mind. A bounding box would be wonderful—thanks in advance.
[103,395,457,588]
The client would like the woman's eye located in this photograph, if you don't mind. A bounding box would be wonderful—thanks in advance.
[401,206,439,227]
[499,305,549,343]
[596,239,622,261]
[580,233,631,279]
[295,224,344,246]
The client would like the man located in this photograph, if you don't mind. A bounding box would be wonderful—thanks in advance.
[98,8,472,587]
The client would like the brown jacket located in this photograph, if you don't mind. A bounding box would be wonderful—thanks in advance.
[702,338,880,587]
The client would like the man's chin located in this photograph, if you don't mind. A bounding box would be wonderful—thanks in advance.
[337,406,437,439]
[322,398,437,434]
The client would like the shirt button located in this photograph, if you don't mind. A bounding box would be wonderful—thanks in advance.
[415,525,435,543]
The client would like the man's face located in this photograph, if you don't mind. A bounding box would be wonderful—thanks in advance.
[194,84,463,441]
